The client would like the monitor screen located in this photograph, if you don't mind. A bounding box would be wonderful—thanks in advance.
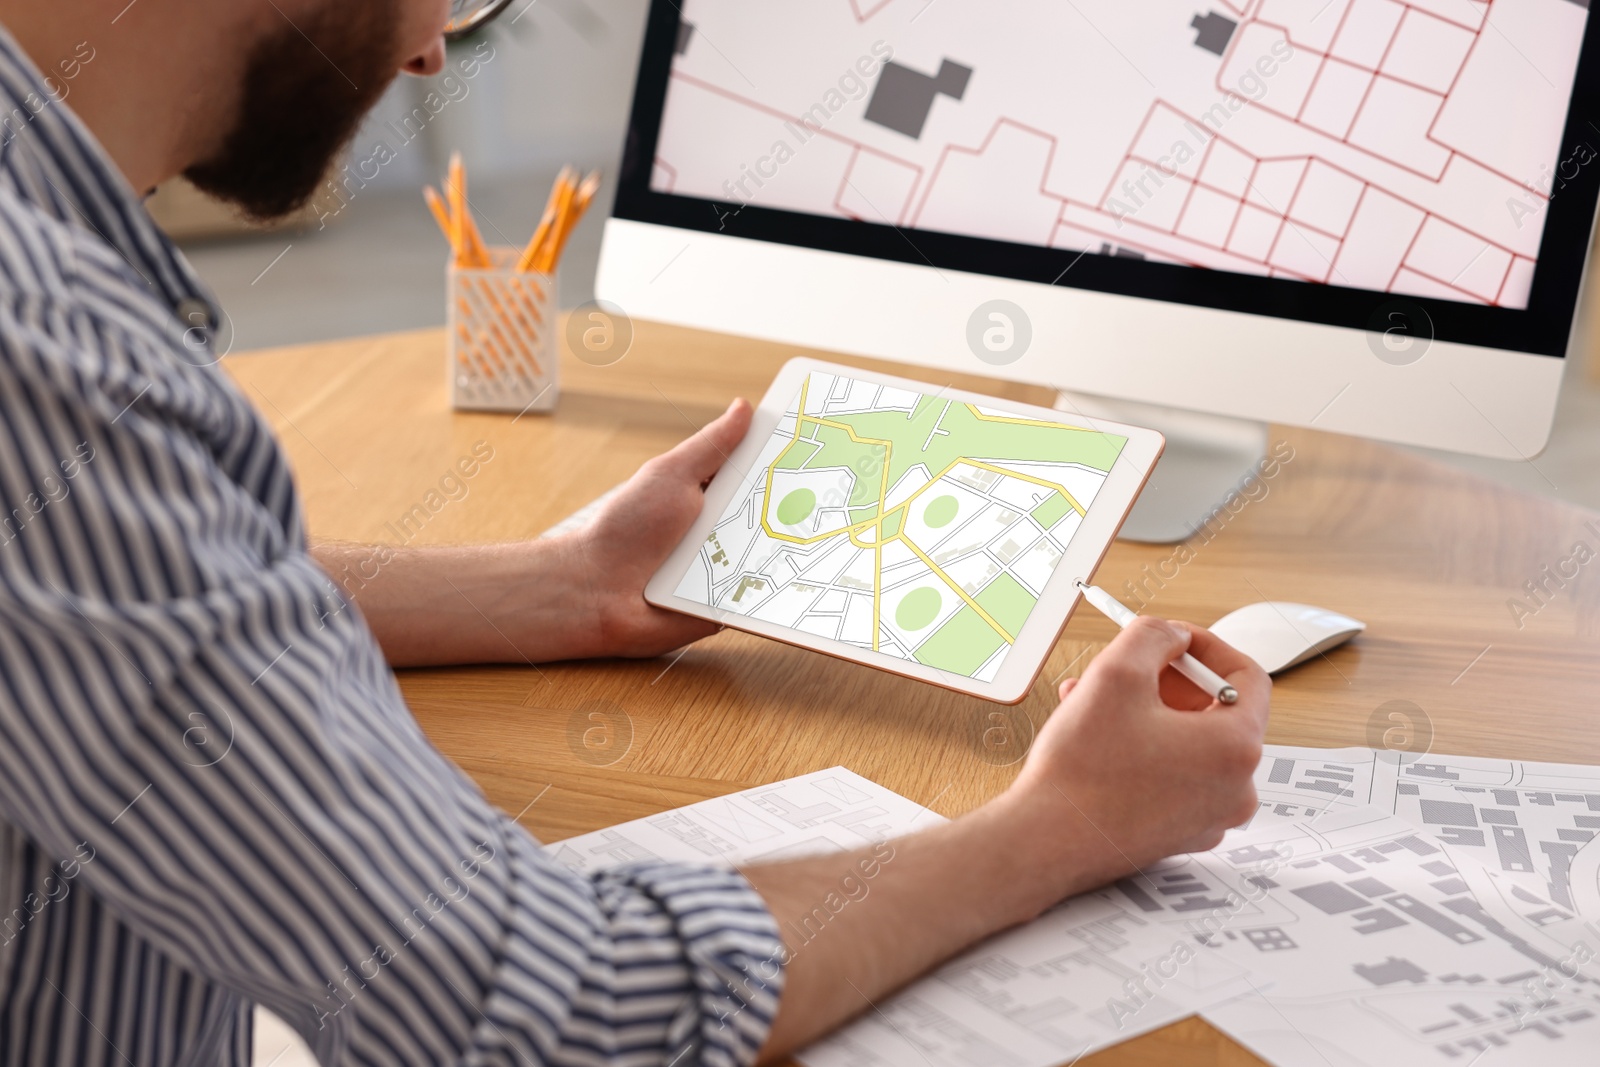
[614,0,1600,357]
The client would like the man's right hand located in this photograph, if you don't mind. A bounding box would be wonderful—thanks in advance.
[999,616,1271,909]
[749,614,1270,1062]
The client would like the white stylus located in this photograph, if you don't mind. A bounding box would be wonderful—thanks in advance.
[1075,581,1239,705]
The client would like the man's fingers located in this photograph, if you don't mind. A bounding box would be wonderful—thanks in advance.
[660,399,752,487]
[1089,616,1192,690]
[1179,622,1262,680]
[1176,623,1271,729]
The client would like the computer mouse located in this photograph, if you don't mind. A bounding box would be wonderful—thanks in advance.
[1207,602,1366,675]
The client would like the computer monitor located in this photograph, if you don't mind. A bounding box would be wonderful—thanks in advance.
[595,0,1600,539]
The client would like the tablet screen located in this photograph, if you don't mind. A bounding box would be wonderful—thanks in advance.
[675,371,1128,681]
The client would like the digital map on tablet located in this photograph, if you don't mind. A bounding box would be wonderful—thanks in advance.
[675,372,1127,680]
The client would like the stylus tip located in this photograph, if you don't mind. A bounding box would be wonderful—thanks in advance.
[1219,686,1239,705]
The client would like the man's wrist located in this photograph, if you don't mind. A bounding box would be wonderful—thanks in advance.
[970,783,1130,922]
[513,532,608,661]
[549,530,638,659]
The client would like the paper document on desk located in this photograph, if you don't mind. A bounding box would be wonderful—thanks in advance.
[1191,805,1600,1066]
[1248,745,1385,825]
[545,767,940,872]
[1249,745,1600,948]
[1370,751,1600,925]
[549,768,1264,1067]
[797,891,1260,1067]
[546,754,1600,1067]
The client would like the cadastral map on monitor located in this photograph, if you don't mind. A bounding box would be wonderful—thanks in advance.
[657,0,1589,310]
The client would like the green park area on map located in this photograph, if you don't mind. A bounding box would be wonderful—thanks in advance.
[769,388,1124,544]
[751,379,1127,676]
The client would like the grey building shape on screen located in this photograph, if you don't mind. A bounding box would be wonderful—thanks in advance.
[1191,12,1238,56]
[864,59,973,139]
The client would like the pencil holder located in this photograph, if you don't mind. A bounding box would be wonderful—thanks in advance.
[448,247,558,413]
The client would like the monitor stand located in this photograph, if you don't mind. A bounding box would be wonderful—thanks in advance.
[1055,391,1269,545]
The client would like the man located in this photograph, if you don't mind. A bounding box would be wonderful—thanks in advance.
[0,2,1269,1065]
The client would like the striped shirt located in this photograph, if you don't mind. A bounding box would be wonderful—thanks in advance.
[0,26,784,1067]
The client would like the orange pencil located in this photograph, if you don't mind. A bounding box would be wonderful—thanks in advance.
[575,169,602,207]
[534,172,577,273]
[423,186,457,256]
[461,205,491,268]
[539,170,600,274]
[534,178,579,274]
[517,167,573,273]
[447,153,491,268]
[447,155,465,263]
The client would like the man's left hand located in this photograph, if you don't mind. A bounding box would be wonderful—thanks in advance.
[561,398,752,659]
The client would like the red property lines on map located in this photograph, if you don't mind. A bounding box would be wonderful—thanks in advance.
[653,158,679,193]
[900,105,1517,298]
[1492,249,1523,305]
[1095,95,1524,303]
[1217,7,1547,197]
[1095,99,1166,209]
[663,19,1533,304]
[1081,164,1516,300]
[1111,101,1522,260]
[1134,151,1339,242]
[847,0,899,22]
[1058,214,1271,275]
[1267,148,1333,280]
[665,70,928,215]
[829,145,924,224]
[906,116,1074,230]
[1057,189,1518,303]
[1054,194,1322,282]
[1377,205,1519,304]
[833,146,862,220]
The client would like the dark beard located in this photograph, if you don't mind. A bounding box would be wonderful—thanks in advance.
[184,3,401,221]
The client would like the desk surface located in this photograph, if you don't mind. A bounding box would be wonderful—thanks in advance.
[226,323,1600,1066]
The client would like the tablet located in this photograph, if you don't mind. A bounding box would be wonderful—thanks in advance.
[645,359,1165,703]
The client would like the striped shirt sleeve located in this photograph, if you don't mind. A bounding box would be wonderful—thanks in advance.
[0,286,786,1066]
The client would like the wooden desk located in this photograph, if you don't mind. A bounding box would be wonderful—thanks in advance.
[226,323,1600,1066]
